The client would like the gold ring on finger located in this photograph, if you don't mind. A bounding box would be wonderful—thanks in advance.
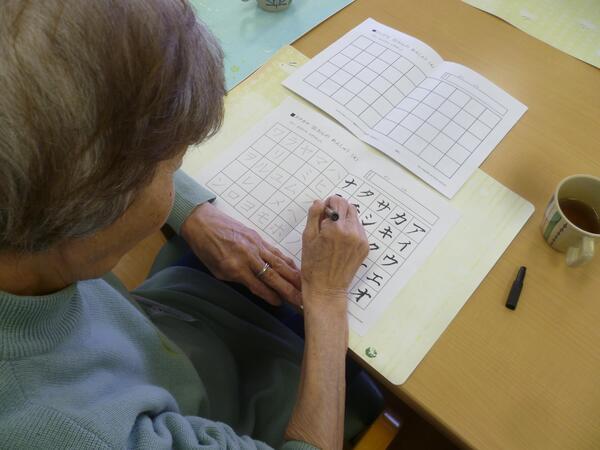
[256,261,271,279]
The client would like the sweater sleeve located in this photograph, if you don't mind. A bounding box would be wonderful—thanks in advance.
[1,405,318,450]
[166,170,216,234]
[281,441,320,450]
[129,412,319,450]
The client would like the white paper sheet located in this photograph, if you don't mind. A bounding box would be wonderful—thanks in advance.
[197,98,459,335]
[283,18,527,198]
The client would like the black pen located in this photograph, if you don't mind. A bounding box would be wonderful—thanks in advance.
[505,266,526,310]
[324,207,339,221]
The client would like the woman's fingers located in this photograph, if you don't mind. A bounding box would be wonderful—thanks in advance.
[260,246,302,290]
[244,272,283,306]
[326,195,349,222]
[347,202,359,220]
[304,200,326,240]
[348,203,367,238]
[252,252,302,306]
[264,241,299,271]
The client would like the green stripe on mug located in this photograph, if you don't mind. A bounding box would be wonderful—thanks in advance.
[543,211,562,240]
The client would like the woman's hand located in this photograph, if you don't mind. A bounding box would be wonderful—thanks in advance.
[181,203,302,306]
[301,196,369,310]
[285,196,369,450]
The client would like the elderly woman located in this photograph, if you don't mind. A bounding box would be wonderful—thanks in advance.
[0,1,375,449]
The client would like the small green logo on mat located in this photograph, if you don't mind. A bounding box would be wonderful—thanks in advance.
[365,347,378,358]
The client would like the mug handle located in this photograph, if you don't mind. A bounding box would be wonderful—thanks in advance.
[566,236,595,267]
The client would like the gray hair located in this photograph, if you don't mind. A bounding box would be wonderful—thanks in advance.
[0,0,225,252]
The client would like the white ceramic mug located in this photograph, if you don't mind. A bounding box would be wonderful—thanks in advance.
[541,174,600,267]
[243,0,292,12]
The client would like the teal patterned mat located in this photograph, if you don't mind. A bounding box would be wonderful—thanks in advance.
[190,0,355,90]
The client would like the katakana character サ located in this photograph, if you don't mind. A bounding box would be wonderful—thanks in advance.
[376,200,391,212]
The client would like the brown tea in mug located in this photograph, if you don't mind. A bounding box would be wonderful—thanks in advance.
[559,198,600,234]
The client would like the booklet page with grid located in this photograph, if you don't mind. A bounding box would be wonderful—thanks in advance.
[283,18,527,198]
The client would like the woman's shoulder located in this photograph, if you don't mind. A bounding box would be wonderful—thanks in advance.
[0,361,113,449]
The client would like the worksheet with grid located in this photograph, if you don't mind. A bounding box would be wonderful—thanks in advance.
[198,98,459,335]
[283,18,527,198]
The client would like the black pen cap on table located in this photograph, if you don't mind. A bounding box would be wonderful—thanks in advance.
[506,266,526,310]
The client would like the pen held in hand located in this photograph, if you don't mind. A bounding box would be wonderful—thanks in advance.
[324,207,339,221]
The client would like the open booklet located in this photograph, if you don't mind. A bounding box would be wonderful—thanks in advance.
[283,18,527,198]
[200,98,459,336]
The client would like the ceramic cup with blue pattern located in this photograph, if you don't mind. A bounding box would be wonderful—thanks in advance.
[542,174,600,267]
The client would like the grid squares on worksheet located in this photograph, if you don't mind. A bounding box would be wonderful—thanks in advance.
[207,122,434,311]
[302,35,502,179]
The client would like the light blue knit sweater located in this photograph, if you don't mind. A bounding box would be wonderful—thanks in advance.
[0,171,316,450]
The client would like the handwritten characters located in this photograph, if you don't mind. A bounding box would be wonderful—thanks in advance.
[209,120,433,314]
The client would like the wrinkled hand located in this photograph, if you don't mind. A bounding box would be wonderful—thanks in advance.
[301,196,369,309]
[181,202,302,306]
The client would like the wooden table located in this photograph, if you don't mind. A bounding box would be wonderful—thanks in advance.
[293,1,600,449]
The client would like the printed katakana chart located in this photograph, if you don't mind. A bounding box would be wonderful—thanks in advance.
[283,18,527,198]
[199,98,459,335]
